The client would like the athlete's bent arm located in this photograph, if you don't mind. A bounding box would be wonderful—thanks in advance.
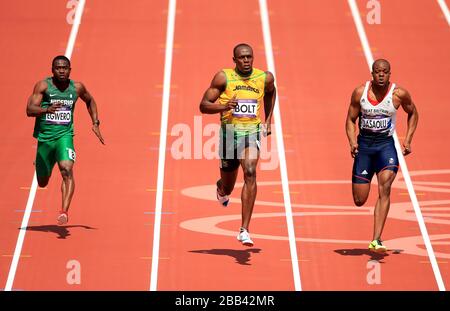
[199,71,237,114]
[26,81,60,117]
[263,72,276,136]
[345,86,364,158]
[77,82,105,145]
[396,87,418,155]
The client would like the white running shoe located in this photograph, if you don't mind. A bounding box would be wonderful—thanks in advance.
[237,228,254,247]
[216,188,230,207]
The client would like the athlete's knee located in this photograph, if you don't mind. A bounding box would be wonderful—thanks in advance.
[378,182,392,197]
[60,166,73,180]
[353,195,367,207]
[218,178,234,195]
[37,177,50,188]
[243,165,257,182]
[352,190,368,206]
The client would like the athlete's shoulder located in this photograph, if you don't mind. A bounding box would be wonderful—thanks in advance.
[351,83,366,102]
[264,70,274,80]
[209,70,227,90]
[72,80,82,87]
[72,80,86,91]
[264,71,275,88]
[393,85,410,97]
[214,70,227,82]
[34,79,48,93]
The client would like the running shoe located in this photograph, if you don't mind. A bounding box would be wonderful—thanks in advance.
[368,239,387,253]
[216,188,230,207]
[237,227,254,247]
[57,211,68,225]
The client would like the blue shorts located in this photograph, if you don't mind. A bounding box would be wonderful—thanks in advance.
[352,135,399,184]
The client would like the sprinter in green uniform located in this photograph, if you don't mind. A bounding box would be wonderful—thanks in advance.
[26,55,104,225]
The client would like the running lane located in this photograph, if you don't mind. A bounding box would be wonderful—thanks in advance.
[0,1,72,289]
[155,0,296,290]
[11,0,166,290]
[358,0,450,289]
[268,0,438,289]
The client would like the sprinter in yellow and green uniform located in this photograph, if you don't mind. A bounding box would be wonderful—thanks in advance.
[26,55,105,225]
[200,43,276,247]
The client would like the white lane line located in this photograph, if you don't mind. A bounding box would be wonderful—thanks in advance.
[348,0,446,291]
[437,0,450,26]
[65,0,86,59]
[5,0,86,291]
[149,0,177,292]
[258,0,302,291]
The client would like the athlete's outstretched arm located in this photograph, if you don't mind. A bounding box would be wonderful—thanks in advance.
[77,82,105,145]
[396,87,418,155]
[263,72,276,136]
[26,81,60,117]
[346,86,364,158]
[199,71,237,114]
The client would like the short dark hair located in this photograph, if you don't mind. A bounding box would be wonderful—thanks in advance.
[372,59,390,71]
[233,43,253,57]
[52,55,71,67]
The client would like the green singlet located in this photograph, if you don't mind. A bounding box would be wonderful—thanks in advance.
[33,78,79,178]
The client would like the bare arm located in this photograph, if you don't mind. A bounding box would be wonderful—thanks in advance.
[345,86,364,158]
[263,71,276,136]
[395,87,418,155]
[76,82,105,144]
[199,71,237,114]
[26,81,54,117]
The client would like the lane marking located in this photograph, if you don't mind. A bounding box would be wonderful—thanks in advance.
[259,0,302,291]
[437,0,450,26]
[150,0,177,292]
[5,0,86,292]
[348,0,446,291]
[19,187,46,190]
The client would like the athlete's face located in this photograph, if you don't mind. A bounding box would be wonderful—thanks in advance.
[233,47,254,74]
[52,59,71,82]
[371,62,391,88]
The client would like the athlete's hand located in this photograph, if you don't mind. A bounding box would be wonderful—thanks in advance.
[92,124,105,145]
[262,122,271,137]
[225,94,238,111]
[46,103,62,113]
[350,143,359,158]
[403,141,411,156]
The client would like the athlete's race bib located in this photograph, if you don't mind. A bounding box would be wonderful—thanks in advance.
[45,107,72,125]
[232,99,257,118]
[360,116,391,132]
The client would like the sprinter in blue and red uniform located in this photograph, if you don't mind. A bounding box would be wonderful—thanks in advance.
[345,59,419,252]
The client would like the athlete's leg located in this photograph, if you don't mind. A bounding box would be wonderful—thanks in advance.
[352,183,371,206]
[35,141,55,188]
[55,135,76,217]
[58,160,75,213]
[239,146,259,230]
[37,176,51,188]
[217,168,239,196]
[372,169,396,240]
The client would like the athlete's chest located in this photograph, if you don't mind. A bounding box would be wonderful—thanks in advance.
[227,79,263,96]
[44,88,78,108]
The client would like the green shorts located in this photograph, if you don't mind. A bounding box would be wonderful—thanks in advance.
[35,135,76,178]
